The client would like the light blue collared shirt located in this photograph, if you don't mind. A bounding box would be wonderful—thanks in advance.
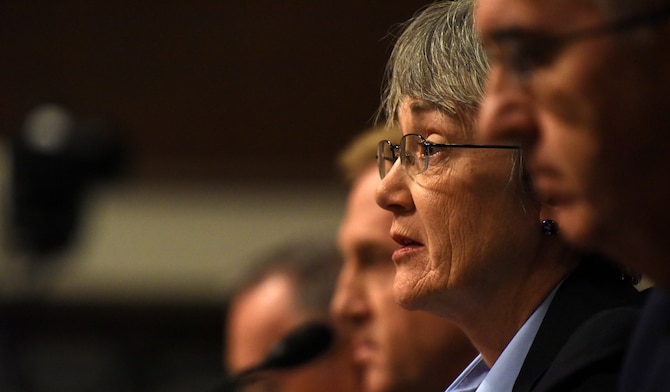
[445,283,561,392]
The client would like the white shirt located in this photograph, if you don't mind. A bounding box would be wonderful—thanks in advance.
[445,284,561,392]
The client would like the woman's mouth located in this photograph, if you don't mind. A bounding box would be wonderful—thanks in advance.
[391,232,422,246]
[390,233,424,262]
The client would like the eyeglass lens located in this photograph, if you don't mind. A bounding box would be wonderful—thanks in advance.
[377,135,429,179]
[402,134,428,177]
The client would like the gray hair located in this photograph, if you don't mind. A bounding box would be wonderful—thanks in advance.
[379,0,489,131]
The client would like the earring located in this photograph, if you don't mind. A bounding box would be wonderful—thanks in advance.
[541,219,558,235]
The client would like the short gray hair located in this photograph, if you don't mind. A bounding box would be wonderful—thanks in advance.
[380,0,489,131]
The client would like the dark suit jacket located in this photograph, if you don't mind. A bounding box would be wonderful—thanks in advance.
[618,288,670,392]
[512,257,645,392]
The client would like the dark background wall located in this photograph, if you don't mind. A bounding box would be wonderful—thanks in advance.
[1,0,430,182]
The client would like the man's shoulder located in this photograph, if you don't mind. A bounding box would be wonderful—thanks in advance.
[620,288,670,392]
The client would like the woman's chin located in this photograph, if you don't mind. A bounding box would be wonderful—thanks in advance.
[393,275,426,311]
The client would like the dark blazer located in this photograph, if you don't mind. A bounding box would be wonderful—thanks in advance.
[513,256,645,392]
[618,288,670,392]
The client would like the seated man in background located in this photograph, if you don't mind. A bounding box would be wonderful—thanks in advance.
[331,126,478,392]
[225,241,360,392]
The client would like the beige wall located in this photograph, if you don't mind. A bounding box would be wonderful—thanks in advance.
[0,144,346,304]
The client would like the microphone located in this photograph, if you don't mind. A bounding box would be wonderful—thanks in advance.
[234,322,334,384]
[206,322,334,391]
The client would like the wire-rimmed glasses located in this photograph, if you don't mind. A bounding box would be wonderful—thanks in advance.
[377,133,519,179]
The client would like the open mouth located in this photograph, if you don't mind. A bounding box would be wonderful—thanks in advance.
[390,232,424,264]
[391,233,422,247]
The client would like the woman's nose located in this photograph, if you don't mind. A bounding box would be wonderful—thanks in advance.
[375,159,413,214]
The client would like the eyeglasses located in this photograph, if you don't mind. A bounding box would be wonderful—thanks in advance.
[376,134,519,179]
[486,5,670,82]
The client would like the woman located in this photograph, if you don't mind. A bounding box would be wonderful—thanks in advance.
[374,1,643,391]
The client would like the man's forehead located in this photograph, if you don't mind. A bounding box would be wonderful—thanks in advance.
[475,0,602,35]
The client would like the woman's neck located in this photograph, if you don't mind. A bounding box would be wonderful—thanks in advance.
[450,246,579,366]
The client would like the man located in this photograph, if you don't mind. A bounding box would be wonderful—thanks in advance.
[225,242,360,391]
[331,126,477,392]
[474,0,670,390]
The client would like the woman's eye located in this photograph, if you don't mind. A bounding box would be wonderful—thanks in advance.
[425,143,449,157]
[426,145,440,156]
